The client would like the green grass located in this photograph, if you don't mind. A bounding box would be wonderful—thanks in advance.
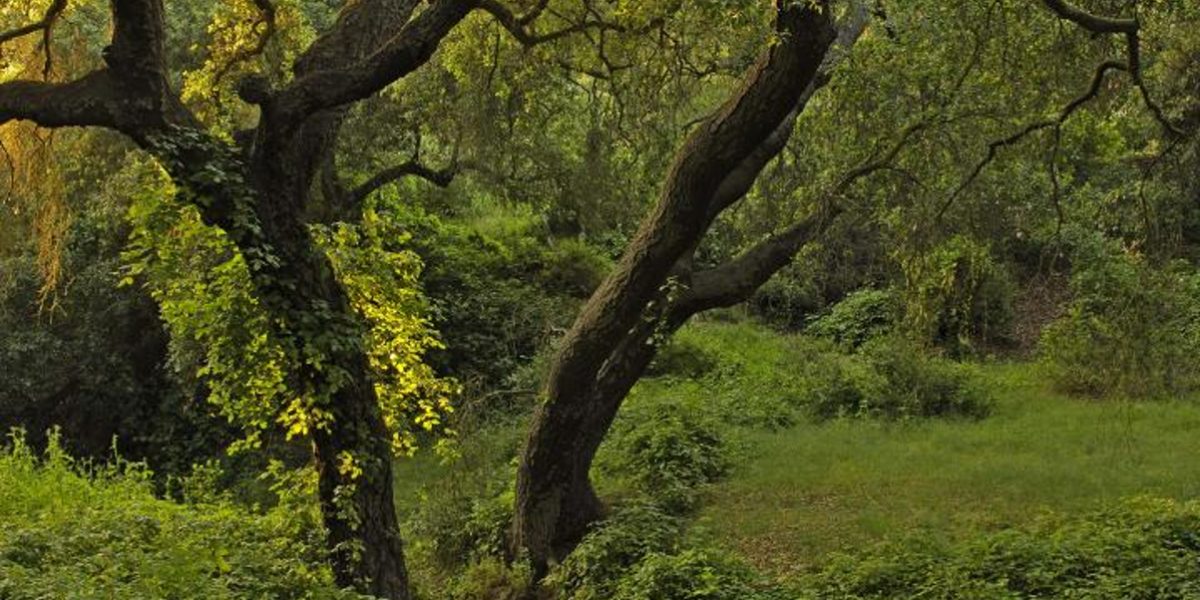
[693,359,1200,578]
[392,319,1200,587]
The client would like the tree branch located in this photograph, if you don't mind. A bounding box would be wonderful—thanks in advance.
[348,160,457,206]
[1039,0,1136,34]
[211,0,278,91]
[267,0,473,128]
[706,0,871,220]
[937,59,1126,218]
[0,0,67,77]
[1038,0,1185,138]
[477,0,627,47]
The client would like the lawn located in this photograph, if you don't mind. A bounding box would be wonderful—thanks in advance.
[696,361,1200,579]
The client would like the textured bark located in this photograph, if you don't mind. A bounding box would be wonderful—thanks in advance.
[513,0,842,573]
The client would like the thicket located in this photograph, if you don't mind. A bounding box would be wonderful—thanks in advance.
[0,431,361,599]
[1040,230,1200,398]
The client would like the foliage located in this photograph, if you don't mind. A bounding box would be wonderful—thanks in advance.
[380,204,602,398]
[797,497,1200,599]
[121,161,456,455]
[600,397,730,514]
[546,502,684,600]
[806,287,899,348]
[802,335,993,421]
[1040,233,1200,398]
[645,337,720,379]
[899,235,1015,354]
[613,548,790,600]
[0,430,364,599]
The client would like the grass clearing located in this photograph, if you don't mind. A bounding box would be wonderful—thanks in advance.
[695,360,1200,578]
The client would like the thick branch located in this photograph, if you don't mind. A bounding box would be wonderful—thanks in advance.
[1038,0,1136,34]
[268,0,473,127]
[707,0,870,219]
[349,160,456,205]
[685,210,835,313]
[0,71,138,132]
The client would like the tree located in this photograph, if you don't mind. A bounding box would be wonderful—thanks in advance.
[511,0,1198,574]
[511,0,872,571]
[0,0,576,597]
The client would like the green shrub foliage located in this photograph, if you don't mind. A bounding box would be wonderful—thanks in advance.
[800,335,992,421]
[1040,233,1200,398]
[0,431,363,599]
[600,398,730,513]
[806,288,899,348]
[799,497,1200,599]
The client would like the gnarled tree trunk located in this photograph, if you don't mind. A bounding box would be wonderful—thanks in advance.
[512,0,857,573]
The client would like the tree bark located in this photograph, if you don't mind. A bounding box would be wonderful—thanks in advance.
[512,0,843,573]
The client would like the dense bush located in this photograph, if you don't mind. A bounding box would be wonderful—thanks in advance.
[798,497,1200,599]
[645,337,720,379]
[0,250,228,474]
[546,502,684,600]
[0,431,360,599]
[599,397,730,513]
[1040,235,1200,398]
[900,235,1015,354]
[806,288,899,348]
[801,335,992,421]
[385,205,608,398]
[614,549,791,600]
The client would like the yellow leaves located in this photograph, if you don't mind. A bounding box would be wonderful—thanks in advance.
[336,451,363,481]
[278,398,332,440]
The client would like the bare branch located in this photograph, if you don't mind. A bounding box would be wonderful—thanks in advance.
[0,0,67,76]
[937,59,1126,218]
[348,160,457,206]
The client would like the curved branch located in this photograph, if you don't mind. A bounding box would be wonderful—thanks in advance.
[1038,0,1185,138]
[938,59,1126,218]
[211,0,278,91]
[1039,0,1136,34]
[0,0,67,76]
[478,0,628,47]
[349,160,457,206]
[267,0,472,128]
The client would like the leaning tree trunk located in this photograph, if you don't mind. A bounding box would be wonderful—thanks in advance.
[512,0,854,574]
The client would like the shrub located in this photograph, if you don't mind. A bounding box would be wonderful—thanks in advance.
[0,431,361,600]
[900,235,1015,354]
[806,288,899,348]
[1039,241,1200,398]
[599,398,730,513]
[645,337,720,379]
[614,548,792,600]
[441,557,532,600]
[798,497,1200,599]
[546,502,683,600]
[801,336,992,421]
